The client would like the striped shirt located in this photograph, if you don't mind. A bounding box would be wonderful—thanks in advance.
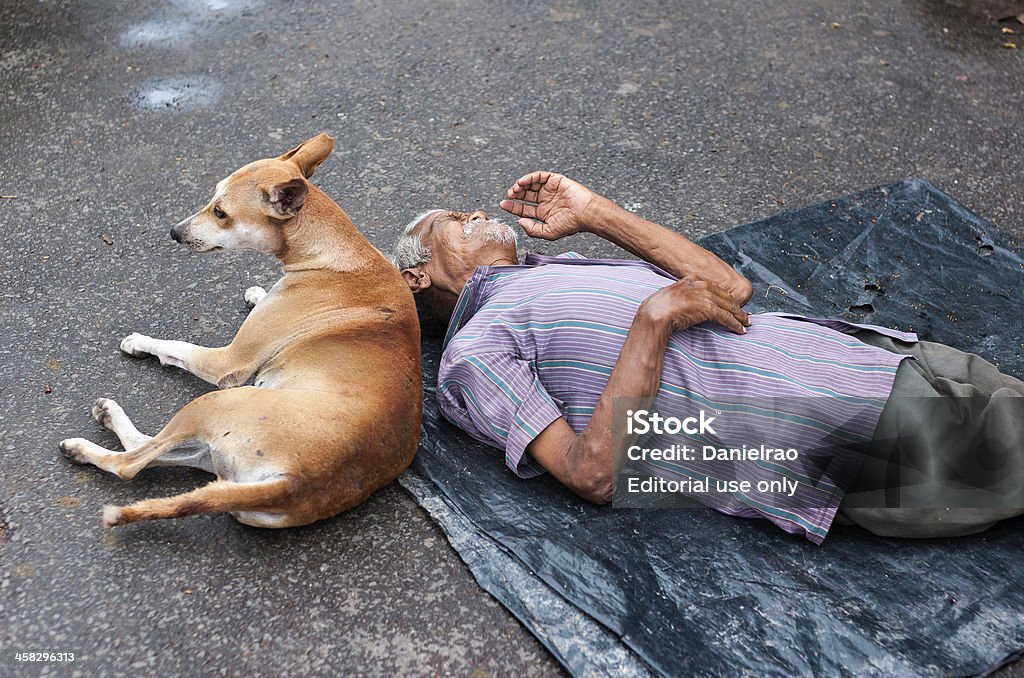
[437,253,917,544]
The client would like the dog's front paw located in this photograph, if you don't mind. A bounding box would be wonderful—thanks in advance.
[244,286,267,308]
[59,438,89,464]
[120,332,152,358]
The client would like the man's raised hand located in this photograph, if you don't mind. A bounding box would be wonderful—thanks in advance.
[499,171,596,241]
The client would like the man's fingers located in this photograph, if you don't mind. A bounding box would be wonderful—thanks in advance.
[682,277,751,328]
[514,171,552,190]
[507,188,542,203]
[518,217,551,238]
[673,281,748,334]
[508,187,545,203]
[716,291,750,327]
[499,199,523,216]
[727,306,750,330]
[499,199,538,219]
[509,171,558,197]
[710,287,749,327]
[712,304,747,334]
[715,296,749,333]
[709,290,749,330]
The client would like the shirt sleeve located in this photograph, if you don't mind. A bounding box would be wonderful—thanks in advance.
[437,350,565,478]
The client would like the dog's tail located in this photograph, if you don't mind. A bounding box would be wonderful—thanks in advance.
[103,477,294,527]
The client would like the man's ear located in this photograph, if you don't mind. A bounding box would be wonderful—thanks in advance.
[401,268,431,293]
[277,133,334,178]
[264,178,308,217]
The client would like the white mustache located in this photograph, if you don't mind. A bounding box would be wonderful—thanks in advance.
[464,218,519,246]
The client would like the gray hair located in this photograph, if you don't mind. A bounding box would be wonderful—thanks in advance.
[390,209,443,270]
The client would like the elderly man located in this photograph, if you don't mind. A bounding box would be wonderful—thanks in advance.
[392,172,1024,544]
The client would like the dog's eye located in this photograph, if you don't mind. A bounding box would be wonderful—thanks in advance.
[213,207,227,219]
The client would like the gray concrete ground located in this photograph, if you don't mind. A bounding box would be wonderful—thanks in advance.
[1,0,1021,675]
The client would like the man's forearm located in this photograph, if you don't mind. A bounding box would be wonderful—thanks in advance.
[525,275,748,504]
[562,306,672,502]
[582,197,753,305]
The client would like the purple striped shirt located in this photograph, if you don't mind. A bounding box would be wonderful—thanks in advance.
[437,253,916,543]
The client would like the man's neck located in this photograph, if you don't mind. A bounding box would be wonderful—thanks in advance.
[450,253,519,294]
[431,253,521,339]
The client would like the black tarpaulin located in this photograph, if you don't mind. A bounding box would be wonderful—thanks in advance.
[399,179,1024,676]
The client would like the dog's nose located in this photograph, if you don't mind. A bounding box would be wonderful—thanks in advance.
[170,220,187,243]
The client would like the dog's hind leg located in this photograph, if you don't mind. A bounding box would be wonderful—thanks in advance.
[61,390,226,477]
[103,477,294,528]
[59,432,207,480]
[91,398,152,449]
[61,385,291,480]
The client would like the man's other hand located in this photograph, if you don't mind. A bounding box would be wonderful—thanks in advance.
[499,171,597,241]
[639,276,750,335]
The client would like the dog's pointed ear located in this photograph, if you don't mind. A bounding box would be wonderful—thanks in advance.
[277,133,334,178]
[264,178,308,217]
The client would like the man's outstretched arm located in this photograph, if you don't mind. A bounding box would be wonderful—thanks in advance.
[524,276,749,503]
[500,171,753,306]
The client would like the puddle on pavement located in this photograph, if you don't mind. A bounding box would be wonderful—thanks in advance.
[136,76,220,110]
[121,19,194,47]
[172,0,258,15]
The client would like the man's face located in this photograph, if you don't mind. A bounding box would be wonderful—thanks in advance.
[410,209,519,294]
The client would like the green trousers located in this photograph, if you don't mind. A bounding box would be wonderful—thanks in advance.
[836,332,1024,538]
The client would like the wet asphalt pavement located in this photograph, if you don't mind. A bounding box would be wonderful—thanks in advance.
[1,0,1021,675]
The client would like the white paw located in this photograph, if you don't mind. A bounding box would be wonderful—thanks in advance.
[59,438,89,464]
[120,332,151,357]
[92,398,123,428]
[103,505,125,528]
[244,286,267,307]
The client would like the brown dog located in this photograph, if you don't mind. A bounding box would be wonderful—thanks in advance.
[59,133,422,528]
